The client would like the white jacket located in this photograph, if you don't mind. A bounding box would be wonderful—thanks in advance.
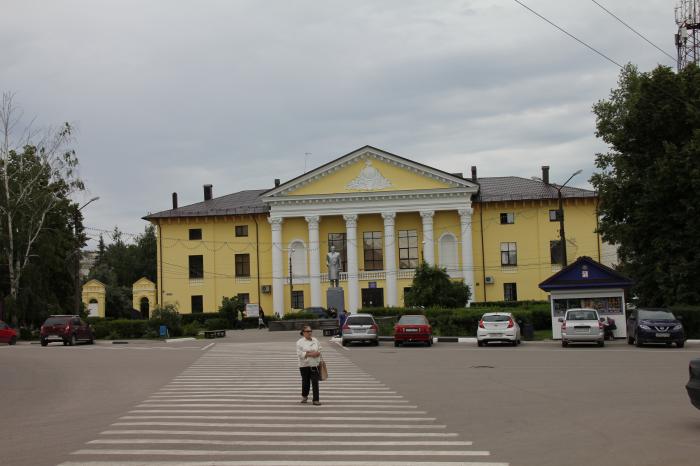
[296,337,321,367]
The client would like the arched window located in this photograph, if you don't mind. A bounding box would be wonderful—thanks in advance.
[439,233,458,276]
[289,240,308,280]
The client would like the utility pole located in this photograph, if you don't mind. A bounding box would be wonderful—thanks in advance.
[74,197,99,315]
[289,249,295,311]
[556,171,582,267]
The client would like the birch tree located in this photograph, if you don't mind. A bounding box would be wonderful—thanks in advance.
[0,92,84,304]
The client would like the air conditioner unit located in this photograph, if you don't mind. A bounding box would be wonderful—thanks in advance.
[484,276,495,285]
[261,285,272,293]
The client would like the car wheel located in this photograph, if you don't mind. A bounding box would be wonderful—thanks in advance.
[635,337,643,348]
[597,340,605,347]
[561,340,568,347]
[477,340,483,347]
[9,336,17,345]
[394,341,400,347]
[89,334,95,345]
[627,336,634,345]
[373,340,379,346]
[677,340,685,348]
[341,340,348,347]
[69,334,77,346]
[428,337,433,347]
[63,340,68,346]
[40,338,48,347]
[665,342,673,347]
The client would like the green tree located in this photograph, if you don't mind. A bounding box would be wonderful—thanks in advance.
[219,296,245,327]
[404,262,471,308]
[592,64,700,306]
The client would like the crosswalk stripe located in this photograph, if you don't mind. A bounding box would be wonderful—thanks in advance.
[112,421,447,429]
[120,415,437,421]
[100,430,458,437]
[60,462,509,466]
[136,403,420,408]
[73,449,490,456]
[87,439,473,446]
[129,409,427,414]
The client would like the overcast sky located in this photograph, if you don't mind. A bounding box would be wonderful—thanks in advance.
[1,0,677,246]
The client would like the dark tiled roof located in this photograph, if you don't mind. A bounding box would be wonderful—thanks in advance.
[476,176,595,203]
[143,178,595,220]
[143,189,269,220]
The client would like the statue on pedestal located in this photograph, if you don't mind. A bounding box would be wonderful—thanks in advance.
[326,245,342,288]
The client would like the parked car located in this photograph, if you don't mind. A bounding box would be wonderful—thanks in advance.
[626,308,685,348]
[394,314,433,347]
[304,307,329,318]
[341,313,379,346]
[0,320,18,345]
[477,312,521,347]
[40,315,94,346]
[559,308,604,347]
[686,358,700,410]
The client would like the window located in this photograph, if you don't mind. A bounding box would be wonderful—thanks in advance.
[191,295,203,313]
[189,228,202,240]
[235,254,250,277]
[504,283,517,301]
[500,212,515,224]
[235,225,248,237]
[292,290,304,309]
[189,255,204,279]
[549,209,561,221]
[328,233,348,272]
[363,231,383,271]
[550,240,562,265]
[237,293,250,305]
[500,242,517,266]
[290,241,307,279]
[439,233,458,273]
[398,229,418,269]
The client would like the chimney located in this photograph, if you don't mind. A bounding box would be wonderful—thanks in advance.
[274,178,280,187]
[172,192,178,209]
[541,166,550,184]
[203,184,213,201]
[471,166,477,182]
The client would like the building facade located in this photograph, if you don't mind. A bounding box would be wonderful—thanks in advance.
[145,146,605,315]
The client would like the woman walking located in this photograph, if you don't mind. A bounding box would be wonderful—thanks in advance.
[296,325,321,406]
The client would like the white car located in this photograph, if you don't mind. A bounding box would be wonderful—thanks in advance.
[559,308,605,347]
[477,312,521,346]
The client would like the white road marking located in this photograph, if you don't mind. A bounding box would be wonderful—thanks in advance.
[119,415,436,421]
[88,439,472,446]
[72,449,489,456]
[136,403,420,408]
[61,461,508,466]
[201,343,215,351]
[111,421,446,429]
[130,409,427,414]
[100,429,458,437]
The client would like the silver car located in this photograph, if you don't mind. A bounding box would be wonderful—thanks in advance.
[559,308,605,347]
[341,313,379,346]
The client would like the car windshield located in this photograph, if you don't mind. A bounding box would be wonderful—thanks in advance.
[483,315,510,322]
[567,311,597,321]
[398,315,427,325]
[347,316,374,325]
[44,317,70,326]
[639,310,676,320]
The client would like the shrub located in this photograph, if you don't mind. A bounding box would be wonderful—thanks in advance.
[219,296,245,327]
[204,318,229,331]
[283,311,318,320]
[150,304,182,337]
[182,322,202,337]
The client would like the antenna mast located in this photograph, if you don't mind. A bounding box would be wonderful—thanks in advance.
[676,0,700,70]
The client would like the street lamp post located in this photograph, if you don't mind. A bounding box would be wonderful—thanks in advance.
[289,248,295,311]
[556,170,582,267]
[74,196,99,315]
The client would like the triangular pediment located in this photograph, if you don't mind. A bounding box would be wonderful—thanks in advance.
[262,146,478,199]
[539,256,634,291]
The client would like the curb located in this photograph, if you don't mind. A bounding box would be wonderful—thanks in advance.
[165,337,196,343]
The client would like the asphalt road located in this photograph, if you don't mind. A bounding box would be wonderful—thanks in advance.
[1,331,698,466]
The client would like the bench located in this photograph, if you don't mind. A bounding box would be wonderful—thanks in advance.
[204,329,226,339]
[320,320,339,337]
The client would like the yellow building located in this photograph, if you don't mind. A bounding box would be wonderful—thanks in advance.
[144,146,606,315]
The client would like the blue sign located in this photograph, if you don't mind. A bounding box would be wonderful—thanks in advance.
[368,281,377,289]
[159,325,169,337]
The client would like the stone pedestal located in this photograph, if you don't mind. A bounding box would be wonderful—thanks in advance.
[326,287,345,313]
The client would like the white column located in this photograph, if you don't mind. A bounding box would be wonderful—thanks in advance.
[269,217,285,315]
[305,215,322,307]
[420,210,435,265]
[459,208,475,305]
[343,214,359,313]
[382,212,398,307]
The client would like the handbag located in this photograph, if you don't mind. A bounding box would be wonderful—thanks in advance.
[318,357,328,381]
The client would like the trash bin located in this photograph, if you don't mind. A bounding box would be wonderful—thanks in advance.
[159,325,169,338]
[522,322,534,341]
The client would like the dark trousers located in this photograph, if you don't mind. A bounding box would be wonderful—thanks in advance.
[299,366,320,402]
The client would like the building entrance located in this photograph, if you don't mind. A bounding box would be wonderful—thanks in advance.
[361,288,384,308]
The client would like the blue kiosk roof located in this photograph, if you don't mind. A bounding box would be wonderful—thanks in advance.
[539,256,633,292]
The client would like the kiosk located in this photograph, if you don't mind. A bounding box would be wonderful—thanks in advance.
[539,256,633,340]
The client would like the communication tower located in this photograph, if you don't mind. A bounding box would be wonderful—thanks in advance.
[676,0,700,70]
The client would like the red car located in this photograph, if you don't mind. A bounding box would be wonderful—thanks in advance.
[0,320,18,345]
[40,315,94,346]
[394,314,433,347]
